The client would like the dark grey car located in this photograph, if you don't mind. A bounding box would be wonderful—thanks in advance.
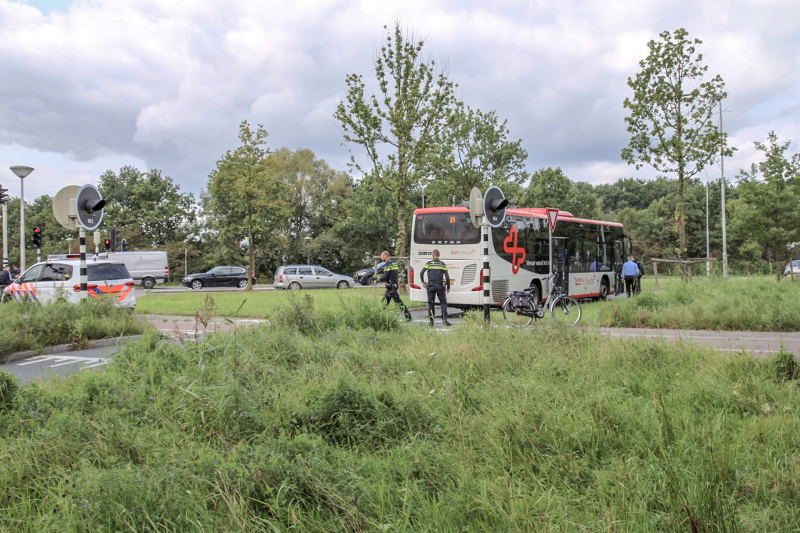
[273,265,353,290]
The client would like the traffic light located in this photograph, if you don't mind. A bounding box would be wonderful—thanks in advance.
[104,239,110,251]
[0,185,8,205]
[120,238,130,252]
[32,227,42,248]
[110,227,123,252]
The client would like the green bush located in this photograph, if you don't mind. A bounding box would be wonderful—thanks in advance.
[0,370,18,410]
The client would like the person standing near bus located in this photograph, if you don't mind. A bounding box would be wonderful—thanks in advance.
[379,251,412,321]
[633,256,645,294]
[622,255,641,297]
[420,249,452,327]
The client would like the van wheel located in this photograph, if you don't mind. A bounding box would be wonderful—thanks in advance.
[289,281,301,290]
[142,278,155,290]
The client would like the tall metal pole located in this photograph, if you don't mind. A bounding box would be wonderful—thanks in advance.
[19,177,24,271]
[482,219,491,323]
[720,101,728,279]
[2,203,7,267]
[706,176,710,276]
[79,228,88,300]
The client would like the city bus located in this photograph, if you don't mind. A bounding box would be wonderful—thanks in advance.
[409,206,630,308]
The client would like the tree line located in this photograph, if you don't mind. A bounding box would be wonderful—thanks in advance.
[2,24,798,280]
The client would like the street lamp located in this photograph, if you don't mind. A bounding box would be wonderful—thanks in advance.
[66,236,74,254]
[10,166,34,271]
[304,235,311,265]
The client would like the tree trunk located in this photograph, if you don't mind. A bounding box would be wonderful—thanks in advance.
[396,187,407,289]
[247,198,254,291]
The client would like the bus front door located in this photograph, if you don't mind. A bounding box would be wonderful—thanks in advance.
[552,237,569,297]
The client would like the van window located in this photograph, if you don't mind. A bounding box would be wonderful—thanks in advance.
[298,267,313,275]
[284,267,297,275]
[88,264,131,281]
[40,263,73,281]
[20,264,44,283]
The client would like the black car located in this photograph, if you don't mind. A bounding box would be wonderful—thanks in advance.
[182,266,256,290]
[353,261,387,285]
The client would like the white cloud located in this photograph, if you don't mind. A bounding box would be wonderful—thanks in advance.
[0,0,798,199]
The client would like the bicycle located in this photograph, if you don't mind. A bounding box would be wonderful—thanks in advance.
[502,273,582,327]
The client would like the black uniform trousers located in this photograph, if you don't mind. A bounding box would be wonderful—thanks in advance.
[624,275,635,296]
[384,284,412,319]
[426,282,448,322]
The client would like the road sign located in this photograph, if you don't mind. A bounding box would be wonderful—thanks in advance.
[483,186,508,228]
[469,187,484,228]
[75,185,105,231]
[546,207,559,233]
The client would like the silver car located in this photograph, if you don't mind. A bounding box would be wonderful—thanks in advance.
[273,265,354,290]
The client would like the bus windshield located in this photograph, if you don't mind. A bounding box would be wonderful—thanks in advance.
[413,212,480,244]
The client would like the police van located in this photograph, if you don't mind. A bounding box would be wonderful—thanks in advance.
[2,259,137,308]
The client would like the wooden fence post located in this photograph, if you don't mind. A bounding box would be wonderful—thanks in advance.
[653,261,659,290]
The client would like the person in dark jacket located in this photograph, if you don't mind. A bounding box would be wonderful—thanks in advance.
[379,251,412,321]
[633,256,645,294]
[420,249,451,327]
[0,265,12,289]
[621,256,641,297]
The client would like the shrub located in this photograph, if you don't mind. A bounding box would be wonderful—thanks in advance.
[0,370,18,410]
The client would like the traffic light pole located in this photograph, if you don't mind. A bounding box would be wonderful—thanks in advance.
[2,203,7,268]
[79,228,88,301]
[482,218,491,323]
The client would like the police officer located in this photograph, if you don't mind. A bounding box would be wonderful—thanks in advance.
[420,249,451,327]
[379,251,412,321]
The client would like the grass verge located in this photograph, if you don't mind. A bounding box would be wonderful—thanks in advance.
[595,277,800,331]
[0,299,145,359]
[1,306,799,531]
[135,287,426,318]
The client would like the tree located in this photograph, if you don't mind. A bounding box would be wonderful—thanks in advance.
[621,28,733,265]
[729,132,800,280]
[334,22,456,285]
[203,121,289,289]
[520,167,600,219]
[426,103,528,206]
[99,166,196,248]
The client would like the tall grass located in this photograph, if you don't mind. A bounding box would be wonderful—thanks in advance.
[0,299,145,359]
[597,278,800,331]
[1,306,798,531]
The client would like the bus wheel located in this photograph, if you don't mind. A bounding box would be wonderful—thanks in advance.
[599,278,609,300]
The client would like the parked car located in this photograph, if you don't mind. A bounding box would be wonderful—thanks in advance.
[274,265,353,290]
[2,259,136,308]
[784,260,800,277]
[182,266,255,290]
[353,261,387,285]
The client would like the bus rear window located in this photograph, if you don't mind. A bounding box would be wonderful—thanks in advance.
[414,213,480,244]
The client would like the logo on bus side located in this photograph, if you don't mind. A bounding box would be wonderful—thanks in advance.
[503,226,526,274]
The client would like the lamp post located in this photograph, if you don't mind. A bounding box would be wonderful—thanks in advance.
[10,166,34,271]
[304,235,311,264]
[66,236,74,254]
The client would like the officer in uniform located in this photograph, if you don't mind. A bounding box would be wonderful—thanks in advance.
[379,251,412,321]
[420,249,451,327]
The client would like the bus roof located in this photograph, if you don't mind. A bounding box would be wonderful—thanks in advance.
[413,206,622,228]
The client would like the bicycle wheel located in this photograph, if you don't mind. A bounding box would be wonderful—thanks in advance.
[550,296,581,326]
[503,298,535,327]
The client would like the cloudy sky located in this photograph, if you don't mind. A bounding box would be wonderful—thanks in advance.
[1,0,798,200]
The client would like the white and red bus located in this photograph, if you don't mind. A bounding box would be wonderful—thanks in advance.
[409,206,630,308]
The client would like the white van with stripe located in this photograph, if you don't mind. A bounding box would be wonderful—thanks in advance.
[2,259,136,308]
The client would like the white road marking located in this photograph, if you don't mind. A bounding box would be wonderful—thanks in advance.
[17,356,55,366]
